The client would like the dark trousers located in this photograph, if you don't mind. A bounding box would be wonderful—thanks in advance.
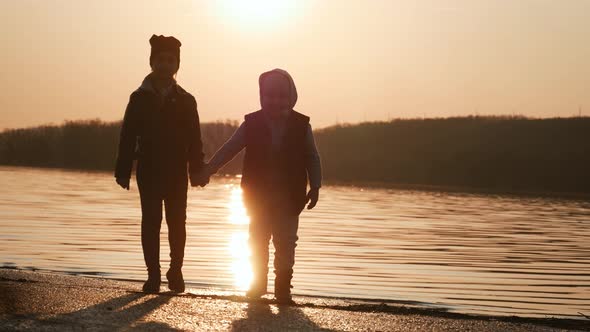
[137,167,188,275]
[248,211,299,293]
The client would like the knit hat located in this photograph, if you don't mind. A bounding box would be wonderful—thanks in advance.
[149,34,181,67]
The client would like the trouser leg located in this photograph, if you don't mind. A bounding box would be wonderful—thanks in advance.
[164,184,187,271]
[248,213,272,292]
[138,184,164,275]
[272,214,299,296]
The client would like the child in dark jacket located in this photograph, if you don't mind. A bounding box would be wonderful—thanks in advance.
[115,34,207,293]
[198,68,322,304]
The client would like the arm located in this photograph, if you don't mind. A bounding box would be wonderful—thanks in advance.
[305,123,322,189]
[114,93,140,185]
[188,97,205,174]
[305,123,322,209]
[206,121,247,174]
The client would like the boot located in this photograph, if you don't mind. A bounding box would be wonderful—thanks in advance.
[142,270,161,293]
[245,258,269,299]
[274,276,295,305]
[246,276,268,299]
[246,284,267,299]
[166,268,185,293]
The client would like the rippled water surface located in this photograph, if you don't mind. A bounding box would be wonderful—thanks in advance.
[1,166,589,319]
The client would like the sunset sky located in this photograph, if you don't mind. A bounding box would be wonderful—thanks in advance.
[1,0,589,130]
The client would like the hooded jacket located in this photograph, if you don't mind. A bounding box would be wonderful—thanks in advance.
[207,69,322,215]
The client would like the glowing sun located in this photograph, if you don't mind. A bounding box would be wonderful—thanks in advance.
[217,0,302,29]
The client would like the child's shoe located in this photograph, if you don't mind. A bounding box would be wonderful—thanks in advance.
[274,278,295,305]
[246,284,267,299]
[166,268,185,293]
[142,272,161,293]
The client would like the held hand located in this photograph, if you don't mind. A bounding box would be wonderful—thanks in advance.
[306,188,319,210]
[116,177,130,190]
[189,172,205,187]
[190,166,212,187]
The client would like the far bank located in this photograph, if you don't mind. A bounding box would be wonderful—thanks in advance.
[1,116,589,195]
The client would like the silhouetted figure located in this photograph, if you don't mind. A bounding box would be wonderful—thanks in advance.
[114,34,207,293]
[196,69,322,304]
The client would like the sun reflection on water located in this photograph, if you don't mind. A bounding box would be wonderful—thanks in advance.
[228,186,250,225]
[227,187,253,290]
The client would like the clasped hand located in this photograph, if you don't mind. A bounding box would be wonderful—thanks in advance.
[190,164,213,187]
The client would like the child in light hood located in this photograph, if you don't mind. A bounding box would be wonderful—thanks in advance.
[200,68,322,304]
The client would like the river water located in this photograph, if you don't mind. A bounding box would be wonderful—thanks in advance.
[0,166,588,319]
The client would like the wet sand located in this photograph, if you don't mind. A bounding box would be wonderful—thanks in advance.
[1,269,587,331]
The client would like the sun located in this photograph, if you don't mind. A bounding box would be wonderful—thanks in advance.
[217,0,302,29]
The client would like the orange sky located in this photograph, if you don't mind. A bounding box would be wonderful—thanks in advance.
[1,0,589,130]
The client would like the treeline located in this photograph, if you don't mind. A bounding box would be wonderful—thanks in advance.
[0,119,244,174]
[315,116,590,193]
[1,116,589,194]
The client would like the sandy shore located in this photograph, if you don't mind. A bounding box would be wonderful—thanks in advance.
[0,268,587,331]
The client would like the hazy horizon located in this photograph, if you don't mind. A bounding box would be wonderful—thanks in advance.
[1,0,589,131]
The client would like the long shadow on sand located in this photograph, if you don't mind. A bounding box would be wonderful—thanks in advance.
[13,292,177,331]
[231,302,336,332]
